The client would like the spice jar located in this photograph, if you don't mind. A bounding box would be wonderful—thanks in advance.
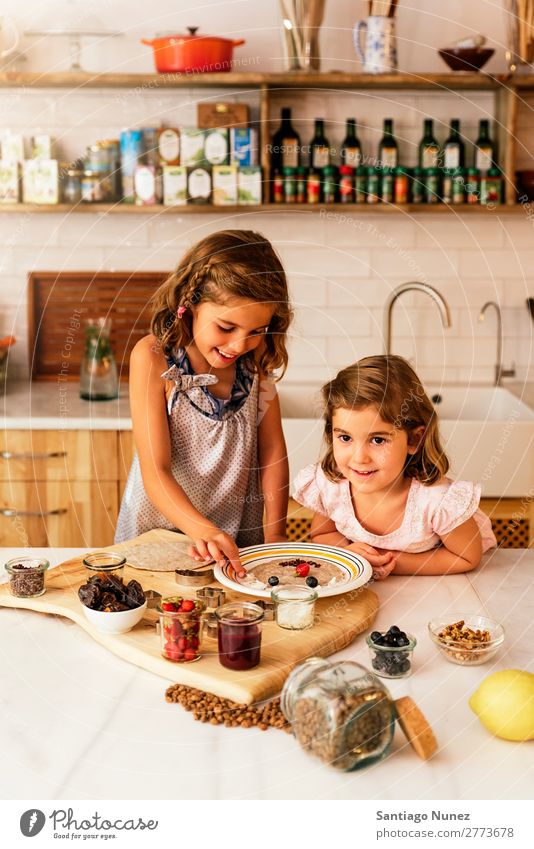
[355,165,367,203]
[271,585,317,630]
[411,167,424,204]
[5,557,49,598]
[322,165,338,203]
[83,552,126,580]
[215,601,264,670]
[466,168,480,204]
[394,167,409,204]
[424,168,441,204]
[296,166,307,203]
[282,166,297,203]
[480,167,502,205]
[452,168,466,204]
[272,169,283,203]
[281,657,396,771]
[442,168,453,204]
[366,166,380,204]
[339,165,354,203]
[380,167,394,203]
[306,169,321,204]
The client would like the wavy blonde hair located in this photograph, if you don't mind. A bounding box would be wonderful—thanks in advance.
[321,355,449,486]
[150,229,292,378]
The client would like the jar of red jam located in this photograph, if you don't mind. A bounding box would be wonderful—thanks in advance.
[215,601,264,671]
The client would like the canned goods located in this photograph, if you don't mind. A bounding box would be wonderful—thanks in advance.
[355,165,367,203]
[272,169,283,203]
[381,167,394,203]
[411,167,424,204]
[451,168,465,204]
[307,169,321,204]
[339,165,354,203]
[296,166,307,203]
[466,168,480,204]
[424,168,441,204]
[394,167,409,204]
[366,167,380,204]
[282,166,297,203]
[322,165,338,203]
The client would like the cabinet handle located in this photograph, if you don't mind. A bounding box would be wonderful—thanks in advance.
[0,507,67,517]
[0,451,67,460]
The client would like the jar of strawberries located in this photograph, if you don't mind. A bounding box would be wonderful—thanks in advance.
[158,596,206,663]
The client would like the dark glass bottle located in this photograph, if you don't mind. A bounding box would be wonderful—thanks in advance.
[475,119,495,172]
[443,119,465,170]
[271,107,301,172]
[419,118,440,169]
[378,119,398,170]
[311,119,330,170]
[341,118,362,168]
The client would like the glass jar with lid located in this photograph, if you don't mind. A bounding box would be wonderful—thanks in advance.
[281,657,396,771]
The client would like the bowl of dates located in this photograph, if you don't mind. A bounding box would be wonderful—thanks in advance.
[78,572,147,634]
[367,625,416,679]
[428,616,504,665]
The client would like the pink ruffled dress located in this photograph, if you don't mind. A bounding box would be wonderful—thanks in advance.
[293,464,496,553]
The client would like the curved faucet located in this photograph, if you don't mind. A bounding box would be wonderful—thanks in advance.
[384,281,452,355]
[478,301,516,387]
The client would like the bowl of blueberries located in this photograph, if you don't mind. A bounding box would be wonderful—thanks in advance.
[367,625,416,679]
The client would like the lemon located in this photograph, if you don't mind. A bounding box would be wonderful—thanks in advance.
[469,669,534,742]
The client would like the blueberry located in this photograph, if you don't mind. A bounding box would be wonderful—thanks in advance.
[376,635,387,646]
[306,576,318,588]
[397,635,410,646]
[389,625,401,634]
[399,659,411,673]
[370,631,382,643]
[385,633,397,646]
[267,576,279,586]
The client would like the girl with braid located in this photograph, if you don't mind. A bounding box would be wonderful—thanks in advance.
[115,230,293,575]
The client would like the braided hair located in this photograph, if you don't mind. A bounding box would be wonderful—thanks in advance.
[150,230,292,378]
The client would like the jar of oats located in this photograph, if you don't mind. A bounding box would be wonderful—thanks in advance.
[281,657,395,771]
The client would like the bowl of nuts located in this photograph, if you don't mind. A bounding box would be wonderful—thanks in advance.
[428,616,504,665]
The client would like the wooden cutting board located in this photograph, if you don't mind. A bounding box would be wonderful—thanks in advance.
[0,530,378,704]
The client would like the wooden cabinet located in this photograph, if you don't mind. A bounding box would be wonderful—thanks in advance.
[0,430,120,548]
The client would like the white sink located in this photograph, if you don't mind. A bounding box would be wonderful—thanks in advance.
[278,383,534,498]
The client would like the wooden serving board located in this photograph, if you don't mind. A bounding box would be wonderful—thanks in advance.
[0,530,378,704]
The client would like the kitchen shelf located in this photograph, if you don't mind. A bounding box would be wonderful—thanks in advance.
[0,202,523,215]
[0,70,508,90]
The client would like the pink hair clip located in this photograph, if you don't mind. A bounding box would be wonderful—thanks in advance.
[177,306,187,318]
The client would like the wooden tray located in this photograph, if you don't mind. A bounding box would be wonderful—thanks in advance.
[0,530,378,704]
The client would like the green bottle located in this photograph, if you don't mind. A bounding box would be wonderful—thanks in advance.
[475,119,495,173]
[419,119,440,169]
[311,119,330,170]
[443,119,465,170]
[378,119,398,170]
[341,118,362,168]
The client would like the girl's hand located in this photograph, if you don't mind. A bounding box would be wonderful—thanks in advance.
[188,531,245,578]
[346,542,399,580]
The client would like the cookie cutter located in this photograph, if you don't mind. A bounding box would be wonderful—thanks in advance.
[144,589,162,609]
[175,567,214,587]
[203,610,219,639]
[196,587,226,608]
[252,599,275,621]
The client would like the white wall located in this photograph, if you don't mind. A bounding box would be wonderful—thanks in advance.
[0,1,532,388]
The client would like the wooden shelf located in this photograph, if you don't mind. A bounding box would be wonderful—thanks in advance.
[0,202,523,215]
[0,70,508,91]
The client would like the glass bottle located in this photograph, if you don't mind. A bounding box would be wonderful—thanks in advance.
[310,119,330,170]
[378,118,398,170]
[341,118,362,168]
[271,107,301,172]
[281,657,396,771]
[79,317,119,401]
[419,118,440,169]
[443,119,465,170]
[474,119,495,173]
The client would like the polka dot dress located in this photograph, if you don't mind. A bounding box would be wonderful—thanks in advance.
[115,353,264,546]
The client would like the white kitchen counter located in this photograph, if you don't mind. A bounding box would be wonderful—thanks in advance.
[1,546,533,800]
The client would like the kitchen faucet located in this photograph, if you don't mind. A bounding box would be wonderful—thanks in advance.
[478,301,516,387]
[384,281,452,355]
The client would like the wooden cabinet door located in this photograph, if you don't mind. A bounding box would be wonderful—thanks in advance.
[0,480,118,548]
[0,431,119,482]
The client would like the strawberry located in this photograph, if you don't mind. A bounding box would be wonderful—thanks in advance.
[180,599,195,613]
[189,636,200,649]
[162,601,178,612]
[178,636,188,650]
[295,562,310,578]
[184,648,198,662]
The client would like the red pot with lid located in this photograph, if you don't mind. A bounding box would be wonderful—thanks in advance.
[141,27,245,74]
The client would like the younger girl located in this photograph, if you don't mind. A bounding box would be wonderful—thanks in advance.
[293,355,496,578]
[115,230,293,574]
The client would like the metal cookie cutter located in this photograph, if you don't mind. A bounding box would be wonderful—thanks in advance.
[175,567,214,587]
[144,589,162,609]
[196,586,226,608]
[252,599,275,621]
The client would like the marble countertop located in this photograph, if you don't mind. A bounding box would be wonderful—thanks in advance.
[1,545,533,800]
[1,379,532,430]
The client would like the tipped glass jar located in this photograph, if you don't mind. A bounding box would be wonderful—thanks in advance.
[281,657,396,771]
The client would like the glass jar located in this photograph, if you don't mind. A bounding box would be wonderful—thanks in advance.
[79,317,119,401]
[367,631,417,678]
[61,166,83,203]
[81,169,113,202]
[215,601,264,670]
[158,597,206,662]
[82,552,126,580]
[281,658,396,771]
[4,557,49,598]
[271,585,317,630]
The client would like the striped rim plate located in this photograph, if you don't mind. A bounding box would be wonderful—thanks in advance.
[214,542,372,599]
